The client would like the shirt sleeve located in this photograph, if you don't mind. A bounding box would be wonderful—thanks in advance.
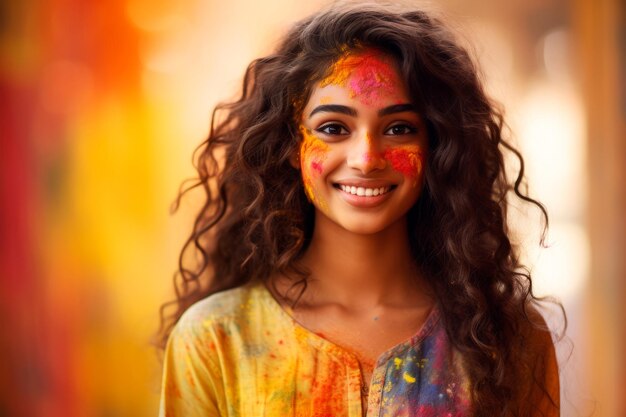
[158,312,224,417]
[520,310,561,417]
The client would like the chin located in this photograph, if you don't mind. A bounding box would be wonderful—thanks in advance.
[335,213,407,236]
[341,221,390,235]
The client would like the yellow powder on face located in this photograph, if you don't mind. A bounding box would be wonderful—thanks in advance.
[319,96,333,104]
[320,52,357,88]
[299,126,329,211]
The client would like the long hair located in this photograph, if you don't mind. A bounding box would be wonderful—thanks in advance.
[158,3,564,415]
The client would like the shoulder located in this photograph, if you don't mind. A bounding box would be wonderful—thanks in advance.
[514,304,561,415]
[179,284,258,323]
[171,281,270,343]
[518,305,558,354]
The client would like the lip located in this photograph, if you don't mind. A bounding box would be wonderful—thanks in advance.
[333,182,396,208]
[333,179,396,188]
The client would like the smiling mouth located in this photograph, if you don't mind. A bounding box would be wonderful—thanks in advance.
[334,184,396,197]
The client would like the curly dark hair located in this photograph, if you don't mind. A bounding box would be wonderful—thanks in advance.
[158,3,565,416]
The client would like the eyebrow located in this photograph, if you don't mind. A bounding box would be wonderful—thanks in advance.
[309,105,357,118]
[378,103,417,116]
[308,103,417,118]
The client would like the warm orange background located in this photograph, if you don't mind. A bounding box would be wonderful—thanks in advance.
[1,1,623,416]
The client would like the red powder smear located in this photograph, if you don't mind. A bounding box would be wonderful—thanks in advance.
[311,161,323,174]
[309,360,346,415]
[321,50,399,106]
[382,146,423,178]
[348,53,396,105]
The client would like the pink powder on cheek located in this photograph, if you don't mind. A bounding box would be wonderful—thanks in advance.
[311,161,323,174]
[382,146,424,178]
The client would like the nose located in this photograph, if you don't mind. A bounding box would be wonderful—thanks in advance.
[346,131,387,174]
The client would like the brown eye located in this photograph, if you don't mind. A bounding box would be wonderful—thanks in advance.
[385,124,417,135]
[317,123,349,135]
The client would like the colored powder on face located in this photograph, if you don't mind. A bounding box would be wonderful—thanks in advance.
[299,125,329,209]
[320,50,399,106]
[361,133,376,162]
[382,146,424,179]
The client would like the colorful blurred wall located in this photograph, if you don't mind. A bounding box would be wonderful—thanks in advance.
[1,0,623,416]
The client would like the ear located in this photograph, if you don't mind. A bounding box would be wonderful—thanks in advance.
[289,151,300,170]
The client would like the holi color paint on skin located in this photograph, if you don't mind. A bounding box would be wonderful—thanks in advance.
[382,145,424,185]
[320,50,400,106]
[361,133,376,163]
[299,125,329,209]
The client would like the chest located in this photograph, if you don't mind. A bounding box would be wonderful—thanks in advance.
[291,306,432,382]
[219,312,472,417]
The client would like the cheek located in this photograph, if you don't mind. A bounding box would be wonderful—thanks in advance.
[299,127,329,177]
[382,146,425,180]
[299,126,330,206]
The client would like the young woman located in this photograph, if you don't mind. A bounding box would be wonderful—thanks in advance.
[158,3,562,416]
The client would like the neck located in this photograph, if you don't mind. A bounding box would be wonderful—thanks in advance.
[297,211,425,309]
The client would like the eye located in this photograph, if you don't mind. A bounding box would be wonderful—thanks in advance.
[384,124,418,136]
[316,123,349,136]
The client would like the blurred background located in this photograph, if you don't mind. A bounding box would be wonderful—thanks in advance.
[1,0,623,416]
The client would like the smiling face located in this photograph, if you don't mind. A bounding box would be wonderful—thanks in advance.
[298,50,428,235]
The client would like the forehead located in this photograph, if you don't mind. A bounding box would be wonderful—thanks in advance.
[307,49,409,107]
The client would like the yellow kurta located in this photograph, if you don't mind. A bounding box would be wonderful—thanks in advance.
[159,281,558,416]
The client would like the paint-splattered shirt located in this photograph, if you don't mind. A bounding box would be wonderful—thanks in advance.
[159,282,556,417]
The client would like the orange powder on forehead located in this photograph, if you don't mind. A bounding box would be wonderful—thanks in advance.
[320,50,399,105]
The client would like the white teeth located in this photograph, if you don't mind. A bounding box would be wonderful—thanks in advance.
[339,185,390,197]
